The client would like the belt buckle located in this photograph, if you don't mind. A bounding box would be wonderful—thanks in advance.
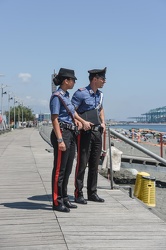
[59,122,64,130]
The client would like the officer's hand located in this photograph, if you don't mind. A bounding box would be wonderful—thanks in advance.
[101,122,106,132]
[83,121,93,131]
[75,120,83,130]
[58,142,66,151]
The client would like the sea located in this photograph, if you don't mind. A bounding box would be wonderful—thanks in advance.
[110,124,166,133]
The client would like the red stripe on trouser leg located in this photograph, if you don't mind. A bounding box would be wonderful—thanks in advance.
[53,149,62,206]
[75,133,81,198]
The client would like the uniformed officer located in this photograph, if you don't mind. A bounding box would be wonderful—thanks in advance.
[71,67,107,204]
[50,68,91,213]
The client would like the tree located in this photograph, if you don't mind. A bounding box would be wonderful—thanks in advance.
[5,105,35,124]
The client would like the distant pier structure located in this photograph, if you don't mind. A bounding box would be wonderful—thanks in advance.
[129,106,166,123]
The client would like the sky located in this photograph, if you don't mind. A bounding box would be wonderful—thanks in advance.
[0,0,166,121]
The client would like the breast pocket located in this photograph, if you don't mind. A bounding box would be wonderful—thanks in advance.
[84,99,94,109]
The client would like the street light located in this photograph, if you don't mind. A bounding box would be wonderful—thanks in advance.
[13,97,18,129]
[16,99,24,128]
[21,101,24,127]
[0,84,8,117]
[8,92,13,129]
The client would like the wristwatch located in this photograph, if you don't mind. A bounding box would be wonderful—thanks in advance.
[57,138,63,143]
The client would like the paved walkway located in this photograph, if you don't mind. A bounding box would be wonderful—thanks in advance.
[0,128,166,249]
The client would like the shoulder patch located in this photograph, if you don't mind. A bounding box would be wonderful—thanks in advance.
[78,87,86,91]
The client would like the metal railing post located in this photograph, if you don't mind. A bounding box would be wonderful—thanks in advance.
[160,133,163,158]
[108,128,114,189]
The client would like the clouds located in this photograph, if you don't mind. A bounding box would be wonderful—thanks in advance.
[18,73,31,82]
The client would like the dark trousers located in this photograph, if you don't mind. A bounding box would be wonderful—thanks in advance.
[51,129,76,206]
[75,130,102,198]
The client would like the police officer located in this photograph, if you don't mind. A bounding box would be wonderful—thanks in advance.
[71,67,107,204]
[50,68,91,213]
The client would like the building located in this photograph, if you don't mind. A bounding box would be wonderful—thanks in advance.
[38,113,51,122]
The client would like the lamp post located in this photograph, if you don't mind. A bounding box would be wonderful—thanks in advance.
[21,102,24,127]
[8,92,13,129]
[0,84,8,117]
[17,103,20,127]
[13,97,18,129]
[17,99,24,128]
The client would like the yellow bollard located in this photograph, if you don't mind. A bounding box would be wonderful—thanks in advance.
[134,172,150,198]
[141,176,156,207]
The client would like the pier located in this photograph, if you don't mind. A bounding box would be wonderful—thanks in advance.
[0,128,166,249]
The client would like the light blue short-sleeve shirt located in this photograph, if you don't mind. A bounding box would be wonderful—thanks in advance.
[50,88,75,124]
[71,85,103,114]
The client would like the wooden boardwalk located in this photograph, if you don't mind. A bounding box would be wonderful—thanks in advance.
[0,128,166,249]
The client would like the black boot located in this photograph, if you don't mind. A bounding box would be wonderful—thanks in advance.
[75,196,87,204]
[53,204,70,212]
[88,193,105,202]
[64,200,77,208]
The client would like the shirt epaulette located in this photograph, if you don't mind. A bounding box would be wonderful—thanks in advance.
[78,87,86,91]
[54,90,65,96]
[54,92,60,96]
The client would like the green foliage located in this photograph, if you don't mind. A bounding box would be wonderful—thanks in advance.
[5,105,35,123]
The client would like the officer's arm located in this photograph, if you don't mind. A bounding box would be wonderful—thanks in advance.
[51,114,61,139]
[51,114,66,151]
[100,108,106,131]
[71,90,82,110]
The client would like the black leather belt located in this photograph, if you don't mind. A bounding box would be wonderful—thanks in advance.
[59,122,77,131]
